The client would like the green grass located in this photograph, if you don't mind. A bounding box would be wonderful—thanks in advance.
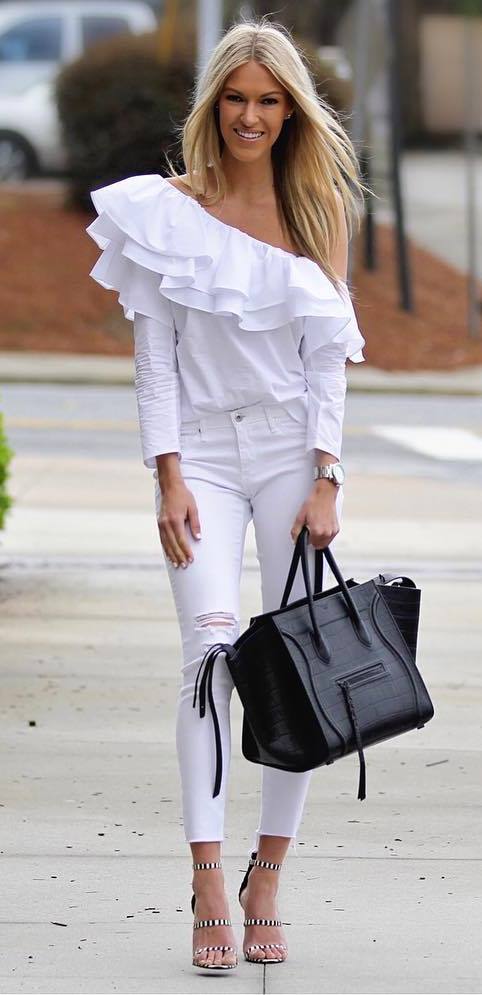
[0,411,13,529]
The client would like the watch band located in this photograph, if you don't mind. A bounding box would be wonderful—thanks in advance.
[313,463,345,484]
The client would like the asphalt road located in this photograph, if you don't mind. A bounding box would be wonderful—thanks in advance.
[2,383,482,485]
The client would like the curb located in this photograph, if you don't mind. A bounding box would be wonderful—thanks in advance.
[0,352,133,386]
[1,351,482,395]
[347,365,482,396]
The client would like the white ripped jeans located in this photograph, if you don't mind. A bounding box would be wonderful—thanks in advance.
[154,393,344,854]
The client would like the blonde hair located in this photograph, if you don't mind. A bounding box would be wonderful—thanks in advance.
[169,17,366,287]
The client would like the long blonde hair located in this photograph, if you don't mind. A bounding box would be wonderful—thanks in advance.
[169,17,366,287]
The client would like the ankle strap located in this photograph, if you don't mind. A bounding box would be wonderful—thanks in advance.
[249,857,282,871]
[192,860,222,870]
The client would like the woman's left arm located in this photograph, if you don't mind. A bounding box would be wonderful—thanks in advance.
[290,193,349,549]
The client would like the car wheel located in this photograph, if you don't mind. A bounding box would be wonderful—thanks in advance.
[0,132,37,181]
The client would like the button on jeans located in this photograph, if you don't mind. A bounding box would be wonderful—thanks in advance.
[154,393,344,852]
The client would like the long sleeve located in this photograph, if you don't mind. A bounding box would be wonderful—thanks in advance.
[300,338,348,461]
[133,310,181,468]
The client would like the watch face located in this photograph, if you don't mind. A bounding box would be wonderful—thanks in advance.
[333,463,345,484]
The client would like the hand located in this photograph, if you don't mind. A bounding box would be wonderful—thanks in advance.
[290,482,340,550]
[157,480,201,568]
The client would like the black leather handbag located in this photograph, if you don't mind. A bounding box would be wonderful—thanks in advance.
[193,524,434,801]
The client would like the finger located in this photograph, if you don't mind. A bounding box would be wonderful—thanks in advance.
[187,504,202,540]
[158,521,177,564]
[311,528,339,549]
[290,519,306,542]
[174,520,194,562]
[163,521,188,565]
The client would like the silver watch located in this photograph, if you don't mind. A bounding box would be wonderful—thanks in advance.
[313,462,345,485]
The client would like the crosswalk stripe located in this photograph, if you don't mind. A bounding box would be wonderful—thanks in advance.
[372,425,482,461]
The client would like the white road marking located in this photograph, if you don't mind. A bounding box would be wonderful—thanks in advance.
[372,425,482,460]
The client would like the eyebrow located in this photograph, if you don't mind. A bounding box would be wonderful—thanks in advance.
[223,87,284,97]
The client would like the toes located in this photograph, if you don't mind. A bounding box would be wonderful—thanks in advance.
[194,945,237,969]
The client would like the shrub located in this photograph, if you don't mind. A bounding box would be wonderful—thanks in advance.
[0,412,13,530]
[55,30,195,209]
[55,25,353,210]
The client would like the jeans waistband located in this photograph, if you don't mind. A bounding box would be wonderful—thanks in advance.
[181,394,308,433]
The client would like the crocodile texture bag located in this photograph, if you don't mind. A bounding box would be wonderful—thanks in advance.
[193,525,434,800]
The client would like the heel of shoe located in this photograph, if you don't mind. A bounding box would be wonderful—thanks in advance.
[238,850,258,903]
[191,859,238,971]
[239,851,287,964]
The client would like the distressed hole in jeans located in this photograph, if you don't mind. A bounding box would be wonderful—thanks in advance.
[194,611,238,630]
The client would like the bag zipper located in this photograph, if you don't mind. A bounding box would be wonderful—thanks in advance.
[336,660,386,690]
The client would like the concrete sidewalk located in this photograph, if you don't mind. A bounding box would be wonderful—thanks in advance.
[1,438,481,993]
[2,349,482,394]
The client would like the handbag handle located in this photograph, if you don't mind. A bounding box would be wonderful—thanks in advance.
[280,531,323,607]
[281,525,372,650]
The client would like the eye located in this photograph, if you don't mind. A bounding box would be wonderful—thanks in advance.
[226,93,278,104]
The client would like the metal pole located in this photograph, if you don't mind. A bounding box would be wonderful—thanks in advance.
[197,0,223,80]
[359,148,377,270]
[348,0,373,282]
[387,0,413,311]
[463,15,481,339]
[158,0,178,63]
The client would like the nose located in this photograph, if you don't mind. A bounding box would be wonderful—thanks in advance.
[240,101,259,127]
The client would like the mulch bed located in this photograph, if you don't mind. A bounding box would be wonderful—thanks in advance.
[1,184,482,369]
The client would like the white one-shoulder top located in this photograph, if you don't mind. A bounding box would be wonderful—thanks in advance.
[86,173,366,468]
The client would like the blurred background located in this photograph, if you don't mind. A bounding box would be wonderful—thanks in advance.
[0,0,481,366]
[1,9,482,991]
[2,0,482,529]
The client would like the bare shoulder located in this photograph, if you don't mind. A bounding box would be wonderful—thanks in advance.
[166,166,218,202]
[165,174,196,199]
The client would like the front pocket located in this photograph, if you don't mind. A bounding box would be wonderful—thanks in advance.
[336,660,387,690]
[272,414,304,427]
[270,412,306,434]
[180,426,201,437]
[270,396,308,429]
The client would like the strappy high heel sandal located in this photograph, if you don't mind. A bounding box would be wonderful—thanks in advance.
[191,860,238,971]
[238,850,288,964]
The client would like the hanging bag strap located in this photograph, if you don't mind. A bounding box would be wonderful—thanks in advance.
[280,530,323,607]
[282,526,372,648]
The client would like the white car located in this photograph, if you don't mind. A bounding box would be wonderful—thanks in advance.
[0,0,159,180]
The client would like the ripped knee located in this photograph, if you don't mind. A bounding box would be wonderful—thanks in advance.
[194,611,238,631]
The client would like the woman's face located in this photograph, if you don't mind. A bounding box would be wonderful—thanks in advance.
[217,60,293,163]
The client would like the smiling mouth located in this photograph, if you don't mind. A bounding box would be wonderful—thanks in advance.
[234,128,264,140]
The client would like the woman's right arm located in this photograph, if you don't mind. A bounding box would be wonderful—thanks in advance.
[133,311,201,567]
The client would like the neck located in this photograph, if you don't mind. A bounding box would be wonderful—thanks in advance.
[219,149,275,204]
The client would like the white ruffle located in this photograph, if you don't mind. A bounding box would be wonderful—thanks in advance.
[86,173,365,362]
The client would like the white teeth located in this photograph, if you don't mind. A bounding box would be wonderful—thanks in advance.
[235,129,263,139]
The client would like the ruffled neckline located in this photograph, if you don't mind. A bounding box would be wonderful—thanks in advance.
[86,172,365,361]
[159,174,307,262]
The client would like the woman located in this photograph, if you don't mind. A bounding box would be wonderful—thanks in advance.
[86,17,366,973]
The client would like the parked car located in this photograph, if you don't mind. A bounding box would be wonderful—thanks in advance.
[0,0,159,180]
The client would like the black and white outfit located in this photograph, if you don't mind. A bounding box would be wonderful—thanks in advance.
[87,173,366,852]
